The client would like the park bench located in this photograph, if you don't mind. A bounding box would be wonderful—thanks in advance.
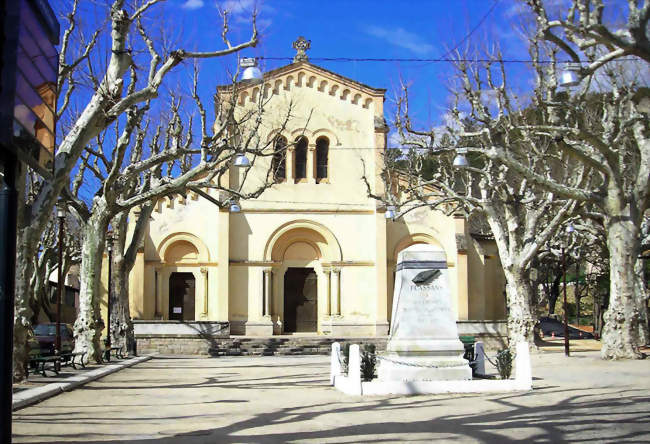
[104,346,124,362]
[60,351,86,369]
[29,355,61,377]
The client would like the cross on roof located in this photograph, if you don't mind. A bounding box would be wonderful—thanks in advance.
[293,36,311,63]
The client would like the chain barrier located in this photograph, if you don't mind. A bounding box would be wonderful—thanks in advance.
[370,352,466,369]
[334,346,515,371]
[482,351,516,369]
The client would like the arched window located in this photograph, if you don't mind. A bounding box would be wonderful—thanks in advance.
[294,136,308,181]
[315,136,329,182]
[272,135,287,181]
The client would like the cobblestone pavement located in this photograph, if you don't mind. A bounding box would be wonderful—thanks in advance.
[12,350,650,443]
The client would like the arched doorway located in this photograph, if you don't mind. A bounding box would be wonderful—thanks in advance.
[284,268,317,332]
[169,272,195,321]
[264,220,343,335]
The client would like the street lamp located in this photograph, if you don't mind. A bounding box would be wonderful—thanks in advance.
[562,223,575,357]
[233,152,251,168]
[559,64,582,88]
[240,57,263,82]
[105,232,113,362]
[229,200,241,213]
[452,148,469,168]
[55,199,65,360]
[384,205,396,219]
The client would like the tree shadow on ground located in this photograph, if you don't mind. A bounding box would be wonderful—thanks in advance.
[13,356,650,443]
[13,386,650,443]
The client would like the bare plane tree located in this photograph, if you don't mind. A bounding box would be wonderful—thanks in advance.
[13,0,260,380]
[66,71,293,363]
[366,76,578,348]
[476,0,650,359]
[374,0,648,359]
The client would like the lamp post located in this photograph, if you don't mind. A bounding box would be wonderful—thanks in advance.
[55,200,65,357]
[105,233,113,361]
[562,224,575,357]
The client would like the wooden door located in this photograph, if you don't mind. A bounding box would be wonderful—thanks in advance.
[284,268,317,333]
[169,272,195,321]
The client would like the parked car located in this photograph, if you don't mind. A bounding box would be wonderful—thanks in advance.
[33,323,75,355]
[27,326,45,358]
[538,316,594,339]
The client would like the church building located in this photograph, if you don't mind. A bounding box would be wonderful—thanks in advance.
[125,38,507,353]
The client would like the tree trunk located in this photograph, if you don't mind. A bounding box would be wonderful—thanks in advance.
[12,238,35,382]
[503,268,537,347]
[601,217,643,359]
[112,204,154,356]
[73,210,109,363]
[111,253,133,354]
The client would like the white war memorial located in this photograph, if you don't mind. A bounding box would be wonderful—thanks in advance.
[378,244,472,381]
[332,244,532,396]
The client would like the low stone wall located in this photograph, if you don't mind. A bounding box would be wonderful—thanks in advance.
[134,320,509,355]
[133,320,230,337]
[137,336,221,355]
[134,321,231,355]
[457,320,508,351]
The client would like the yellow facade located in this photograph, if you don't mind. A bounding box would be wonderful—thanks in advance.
[126,57,506,340]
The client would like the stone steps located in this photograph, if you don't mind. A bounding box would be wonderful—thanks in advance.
[207,337,387,357]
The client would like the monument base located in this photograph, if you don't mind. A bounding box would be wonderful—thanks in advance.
[378,354,472,381]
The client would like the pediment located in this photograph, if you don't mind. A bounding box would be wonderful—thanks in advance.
[220,61,386,109]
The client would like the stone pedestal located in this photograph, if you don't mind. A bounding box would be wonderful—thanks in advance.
[379,244,471,381]
[245,317,273,336]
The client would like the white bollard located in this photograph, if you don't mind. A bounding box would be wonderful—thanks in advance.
[474,341,486,375]
[348,344,362,395]
[330,342,341,385]
[515,342,532,389]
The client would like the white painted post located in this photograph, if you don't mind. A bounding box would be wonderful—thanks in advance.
[348,344,362,395]
[330,342,341,385]
[515,342,532,390]
[474,341,486,375]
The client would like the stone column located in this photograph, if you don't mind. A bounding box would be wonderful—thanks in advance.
[331,268,341,316]
[307,144,316,183]
[286,147,294,180]
[323,267,332,316]
[217,209,230,322]
[272,268,282,335]
[263,268,272,317]
[154,266,162,318]
[375,210,389,335]
[200,267,208,315]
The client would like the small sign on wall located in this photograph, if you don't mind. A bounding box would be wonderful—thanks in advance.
[173,307,182,314]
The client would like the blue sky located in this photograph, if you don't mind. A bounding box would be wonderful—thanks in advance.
[62,0,630,140]
[168,0,533,130]
[55,0,632,204]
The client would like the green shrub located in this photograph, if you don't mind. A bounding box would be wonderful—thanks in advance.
[361,343,377,381]
[496,349,513,380]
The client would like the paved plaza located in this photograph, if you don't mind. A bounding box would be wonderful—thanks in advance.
[12,350,650,443]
